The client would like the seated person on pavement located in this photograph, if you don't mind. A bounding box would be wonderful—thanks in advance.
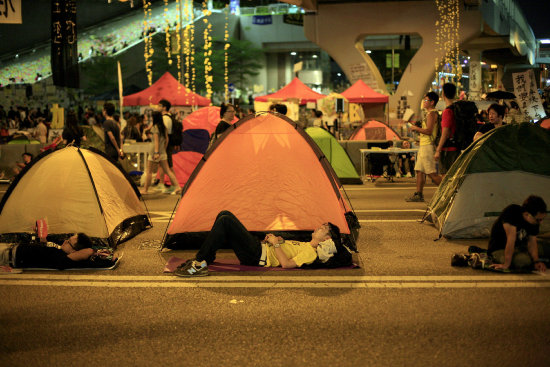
[489,195,547,273]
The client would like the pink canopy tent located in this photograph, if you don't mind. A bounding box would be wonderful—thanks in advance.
[255,77,325,105]
[349,120,400,141]
[341,80,389,103]
[123,72,210,106]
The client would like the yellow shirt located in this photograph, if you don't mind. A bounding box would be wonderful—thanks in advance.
[264,240,318,267]
[419,110,438,146]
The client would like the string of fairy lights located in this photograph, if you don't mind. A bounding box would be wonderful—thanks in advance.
[137,0,231,104]
[434,0,462,87]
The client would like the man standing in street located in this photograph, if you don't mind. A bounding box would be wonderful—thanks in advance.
[406,92,441,202]
[157,99,175,194]
[103,102,124,163]
[434,83,460,176]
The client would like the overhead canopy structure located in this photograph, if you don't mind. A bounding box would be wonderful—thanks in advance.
[427,123,550,238]
[254,77,326,105]
[349,120,400,141]
[164,112,359,250]
[0,147,151,247]
[341,80,389,104]
[305,127,362,184]
[123,72,210,106]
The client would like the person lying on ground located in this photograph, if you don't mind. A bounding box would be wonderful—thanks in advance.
[175,210,348,277]
[489,195,547,273]
[0,233,110,270]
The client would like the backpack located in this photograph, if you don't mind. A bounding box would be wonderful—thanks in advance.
[429,110,442,147]
[445,101,478,150]
[166,113,183,147]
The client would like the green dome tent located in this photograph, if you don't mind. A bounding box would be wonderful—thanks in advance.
[427,123,550,238]
[305,127,362,184]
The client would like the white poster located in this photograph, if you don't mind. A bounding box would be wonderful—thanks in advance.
[0,0,22,24]
[512,70,545,122]
[348,63,378,90]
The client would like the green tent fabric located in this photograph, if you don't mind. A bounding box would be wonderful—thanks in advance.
[305,127,362,184]
[427,123,550,238]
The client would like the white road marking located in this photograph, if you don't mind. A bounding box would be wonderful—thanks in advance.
[359,219,420,223]
[1,274,548,288]
[354,209,426,213]
[343,187,437,191]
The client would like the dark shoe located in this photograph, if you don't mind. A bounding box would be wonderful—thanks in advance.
[451,253,470,267]
[174,259,209,277]
[405,192,424,202]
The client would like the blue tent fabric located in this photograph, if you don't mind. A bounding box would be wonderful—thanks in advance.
[180,129,210,154]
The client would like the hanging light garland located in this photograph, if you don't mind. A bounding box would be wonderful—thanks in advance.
[434,0,462,87]
[142,0,153,87]
[175,0,182,91]
[224,4,230,102]
[202,0,213,100]
[163,0,172,67]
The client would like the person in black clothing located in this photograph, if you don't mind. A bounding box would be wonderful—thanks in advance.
[210,103,236,145]
[473,103,505,141]
[62,111,87,146]
[488,195,547,272]
[103,102,124,162]
[0,233,97,270]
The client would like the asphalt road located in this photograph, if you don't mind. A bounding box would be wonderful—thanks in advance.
[1,179,549,367]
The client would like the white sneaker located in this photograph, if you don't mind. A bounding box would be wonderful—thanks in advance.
[396,172,401,178]
[405,172,412,178]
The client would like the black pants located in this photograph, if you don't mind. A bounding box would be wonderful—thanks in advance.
[195,211,262,265]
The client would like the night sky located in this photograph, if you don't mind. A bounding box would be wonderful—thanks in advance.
[517,1,550,39]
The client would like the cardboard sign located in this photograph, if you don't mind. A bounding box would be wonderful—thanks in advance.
[513,70,545,122]
[0,0,22,24]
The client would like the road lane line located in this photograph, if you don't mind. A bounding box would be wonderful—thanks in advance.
[359,219,420,223]
[1,274,549,289]
[354,209,426,213]
[1,279,549,288]
[343,187,437,191]
[1,274,546,281]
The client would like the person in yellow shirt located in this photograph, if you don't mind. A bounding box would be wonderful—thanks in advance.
[174,210,346,277]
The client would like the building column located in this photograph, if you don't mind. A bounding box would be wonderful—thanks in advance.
[496,65,505,90]
[468,51,482,99]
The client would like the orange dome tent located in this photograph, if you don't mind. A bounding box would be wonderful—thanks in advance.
[163,112,359,250]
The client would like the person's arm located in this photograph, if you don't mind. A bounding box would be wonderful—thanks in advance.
[492,223,516,270]
[434,127,450,160]
[67,248,94,261]
[152,132,160,160]
[265,234,298,268]
[411,112,436,136]
[106,130,123,156]
[273,246,297,268]
[527,235,546,272]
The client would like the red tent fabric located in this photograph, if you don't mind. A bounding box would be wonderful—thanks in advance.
[170,106,239,186]
[341,80,389,104]
[349,120,400,140]
[255,77,325,105]
[123,72,210,106]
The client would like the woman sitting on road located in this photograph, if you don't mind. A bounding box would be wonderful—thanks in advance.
[175,210,352,277]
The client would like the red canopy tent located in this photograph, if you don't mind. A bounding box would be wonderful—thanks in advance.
[341,80,388,103]
[255,77,325,105]
[123,72,210,106]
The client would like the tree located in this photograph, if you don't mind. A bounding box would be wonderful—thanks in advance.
[80,56,118,96]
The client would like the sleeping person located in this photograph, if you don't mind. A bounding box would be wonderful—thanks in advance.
[174,210,351,277]
[1,233,110,270]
